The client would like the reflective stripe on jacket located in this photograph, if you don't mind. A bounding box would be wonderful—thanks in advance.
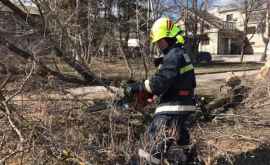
[146,45,196,114]
[155,105,198,115]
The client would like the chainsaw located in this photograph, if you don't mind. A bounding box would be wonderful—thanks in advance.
[86,83,154,113]
[86,83,211,121]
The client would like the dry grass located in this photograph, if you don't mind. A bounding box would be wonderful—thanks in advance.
[0,75,149,165]
[192,76,270,165]
[1,63,270,165]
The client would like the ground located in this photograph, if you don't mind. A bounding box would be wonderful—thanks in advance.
[86,57,263,81]
[192,77,270,165]
[1,57,269,165]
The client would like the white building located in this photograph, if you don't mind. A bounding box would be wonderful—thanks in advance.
[178,4,269,55]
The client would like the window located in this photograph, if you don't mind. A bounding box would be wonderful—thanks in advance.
[247,26,256,34]
[204,24,210,30]
[226,14,233,21]
[201,39,210,45]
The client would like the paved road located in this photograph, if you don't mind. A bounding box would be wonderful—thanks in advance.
[197,70,259,82]
[212,54,267,63]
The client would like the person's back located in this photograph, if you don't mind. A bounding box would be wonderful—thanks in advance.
[125,17,197,164]
[153,45,196,104]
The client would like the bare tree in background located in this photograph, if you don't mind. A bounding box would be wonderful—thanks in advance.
[240,0,266,62]
[261,0,270,61]
[174,0,210,62]
[0,0,102,84]
[0,0,153,83]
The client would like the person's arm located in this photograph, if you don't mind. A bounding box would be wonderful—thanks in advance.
[144,53,179,95]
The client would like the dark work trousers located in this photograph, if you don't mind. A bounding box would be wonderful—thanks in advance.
[145,113,195,164]
[147,113,193,146]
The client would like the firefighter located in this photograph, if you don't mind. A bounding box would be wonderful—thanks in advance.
[125,17,197,163]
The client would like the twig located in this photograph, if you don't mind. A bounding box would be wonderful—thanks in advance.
[232,134,261,142]
[212,113,254,119]
[118,43,134,80]
[2,101,25,149]
[0,135,5,151]
[0,74,11,91]
[6,58,36,102]
[0,150,23,164]
[0,59,35,152]
[0,62,11,91]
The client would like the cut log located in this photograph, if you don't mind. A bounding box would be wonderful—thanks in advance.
[12,86,121,102]
[225,73,241,88]
[138,149,160,165]
[257,60,270,80]
[205,96,230,111]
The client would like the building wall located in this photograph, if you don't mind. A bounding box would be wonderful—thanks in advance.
[207,7,270,55]
[177,18,221,55]
[248,33,267,54]
[210,9,244,30]
[199,31,219,54]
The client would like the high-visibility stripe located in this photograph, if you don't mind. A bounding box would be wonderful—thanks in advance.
[180,64,194,74]
[155,105,197,114]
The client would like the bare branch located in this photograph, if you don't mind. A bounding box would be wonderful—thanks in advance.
[6,58,35,102]
[0,149,24,164]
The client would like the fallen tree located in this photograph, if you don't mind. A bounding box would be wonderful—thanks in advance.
[192,69,270,165]
[0,35,89,84]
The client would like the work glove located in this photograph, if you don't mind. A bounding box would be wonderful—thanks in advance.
[124,82,145,97]
[153,57,163,67]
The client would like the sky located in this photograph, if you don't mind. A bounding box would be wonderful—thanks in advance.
[17,0,237,8]
[212,0,237,6]
[162,0,237,20]
[13,0,34,6]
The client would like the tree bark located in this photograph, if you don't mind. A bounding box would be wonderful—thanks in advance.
[240,40,246,62]
[261,39,269,61]
[240,0,248,63]
[260,1,270,62]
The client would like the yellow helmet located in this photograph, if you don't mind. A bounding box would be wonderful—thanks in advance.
[150,17,184,44]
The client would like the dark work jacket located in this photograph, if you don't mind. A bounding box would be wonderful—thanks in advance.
[148,45,196,106]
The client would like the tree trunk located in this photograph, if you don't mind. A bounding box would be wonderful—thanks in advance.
[240,0,249,63]
[240,41,246,62]
[260,1,270,62]
[204,0,208,10]
[190,0,199,63]
[261,39,269,62]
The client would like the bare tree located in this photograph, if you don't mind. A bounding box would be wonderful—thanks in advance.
[260,0,270,61]
[174,0,209,62]
[0,0,103,84]
[240,0,266,62]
